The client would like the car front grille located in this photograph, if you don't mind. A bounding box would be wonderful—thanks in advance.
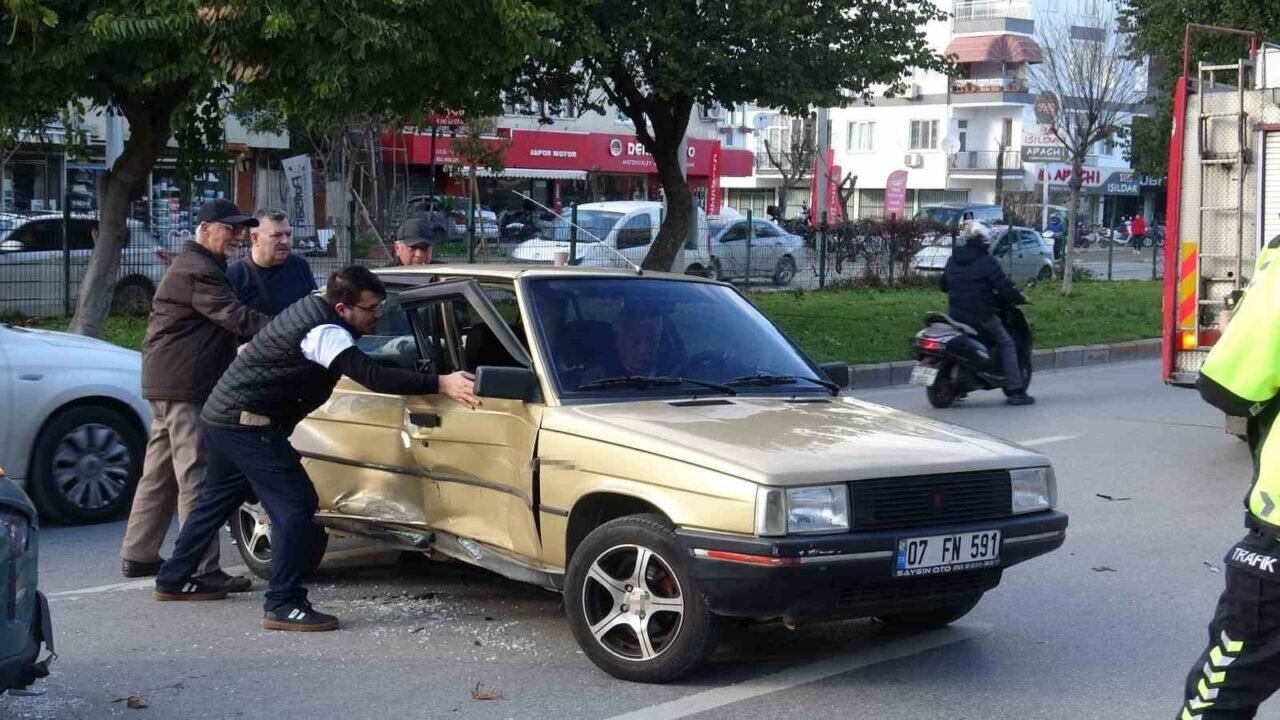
[850,470,1012,530]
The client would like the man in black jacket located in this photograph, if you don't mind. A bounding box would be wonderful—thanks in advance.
[154,266,477,631]
[939,222,1034,406]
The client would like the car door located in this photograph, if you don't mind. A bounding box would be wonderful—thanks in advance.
[0,219,61,316]
[614,211,655,269]
[1014,229,1044,281]
[0,329,11,475]
[991,230,1015,278]
[714,222,749,278]
[397,279,545,562]
[751,220,785,276]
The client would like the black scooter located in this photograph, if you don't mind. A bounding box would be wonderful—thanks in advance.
[909,306,1033,408]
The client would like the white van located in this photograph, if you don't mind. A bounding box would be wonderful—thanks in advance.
[510,201,713,276]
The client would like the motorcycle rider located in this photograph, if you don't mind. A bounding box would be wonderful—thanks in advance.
[939,220,1034,406]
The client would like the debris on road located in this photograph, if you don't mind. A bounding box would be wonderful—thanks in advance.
[1095,494,1131,501]
[111,695,149,709]
[1204,562,1222,574]
[470,682,504,701]
[1091,566,1117,573]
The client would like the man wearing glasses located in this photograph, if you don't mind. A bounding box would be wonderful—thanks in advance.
[154,265,477,632]
[227,209,318,314]
[120,199,269,589]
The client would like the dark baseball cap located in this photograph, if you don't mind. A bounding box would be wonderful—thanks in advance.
[396,218,434,247]
[196,198,258,227]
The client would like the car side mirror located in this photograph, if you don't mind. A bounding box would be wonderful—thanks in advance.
[818,362,850,389]
[0,239,25,253]
[475,366,539,402]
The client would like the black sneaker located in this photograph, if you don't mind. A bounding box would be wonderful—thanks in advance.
[197,570,253,594]
[263,602,339,632]
[154,577,230,601]
[122,559,164,578]
[1007,393,1036,406]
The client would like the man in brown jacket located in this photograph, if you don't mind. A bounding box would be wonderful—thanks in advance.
[119,199,270,589]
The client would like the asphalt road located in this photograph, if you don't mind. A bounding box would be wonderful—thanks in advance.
[2,360,1265,720]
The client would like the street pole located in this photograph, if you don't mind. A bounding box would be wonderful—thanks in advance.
[569,204,579,264]
[62,191,71,316]
[427,123,439,198]
[1040,163,1050,231]
[815,107,830,289]
[746,209,754,286]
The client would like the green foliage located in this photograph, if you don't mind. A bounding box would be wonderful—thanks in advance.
[513,0,950,271]
[1120,0,1280,176]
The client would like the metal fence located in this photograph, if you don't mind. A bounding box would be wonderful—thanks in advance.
[0,203,1162,318]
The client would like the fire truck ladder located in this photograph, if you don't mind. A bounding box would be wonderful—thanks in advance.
[1195,60,1254,321]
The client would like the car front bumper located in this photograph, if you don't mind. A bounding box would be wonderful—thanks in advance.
[677,510,1067,622]
[0,590,53,694]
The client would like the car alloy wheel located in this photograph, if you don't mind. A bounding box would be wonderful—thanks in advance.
[52,423,132,512]
[565,514,717,683]
[582,544,685,662]
[229,499,329,580]
[773,256,797,286]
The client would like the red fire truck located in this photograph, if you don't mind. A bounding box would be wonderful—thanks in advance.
[1162,26,1280,434]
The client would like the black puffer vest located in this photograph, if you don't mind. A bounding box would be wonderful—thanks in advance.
[202,293,351,430]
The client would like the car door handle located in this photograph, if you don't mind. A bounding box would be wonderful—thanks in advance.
[409,412,440,428]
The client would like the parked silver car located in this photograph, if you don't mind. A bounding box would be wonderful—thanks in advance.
[705,216,803,285]
[0,213,166,317]
[0,321,150,524]
[913,226,1053,283]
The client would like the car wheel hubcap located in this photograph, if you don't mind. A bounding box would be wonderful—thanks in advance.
[52,423,131,510]
[582,544,685,662]
[777,260,795,282]
[238,502,272,563]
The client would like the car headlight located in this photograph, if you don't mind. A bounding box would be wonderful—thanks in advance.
[0,509,30,559]
[755,484,850,536]
[1010,467,1056,514]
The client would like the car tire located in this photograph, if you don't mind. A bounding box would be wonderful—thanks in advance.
[228,500,329,580]
[705,259,724,282]
[111,277,155,316]
[875,594,983,630]
[28,405,144,525]
[564,513,717,683]
[1036,264,1052,281]
[772,256,797,286]
[926,362,958,409]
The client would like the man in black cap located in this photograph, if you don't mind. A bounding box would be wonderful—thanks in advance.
[390,218,435,267]
[120,199,269,590]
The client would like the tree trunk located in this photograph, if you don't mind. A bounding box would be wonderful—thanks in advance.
[1060,156,1084,296]
[994,148,1005,207]
[643,137,693,272]
[69,95,181,337]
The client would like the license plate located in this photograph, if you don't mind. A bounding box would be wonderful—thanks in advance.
[909,365,939,386]
[895,530,1001,577]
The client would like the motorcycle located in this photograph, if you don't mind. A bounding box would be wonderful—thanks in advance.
[909,306,1033,408]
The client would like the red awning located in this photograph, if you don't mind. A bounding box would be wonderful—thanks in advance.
[944,34,1043,64]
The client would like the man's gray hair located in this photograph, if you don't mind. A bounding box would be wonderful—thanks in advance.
[254,208,288,223]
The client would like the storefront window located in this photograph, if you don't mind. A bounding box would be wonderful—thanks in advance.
[2,156,62,212]
[150,167,232,236]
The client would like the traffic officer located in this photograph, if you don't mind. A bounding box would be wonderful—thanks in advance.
[1178,239,1280,718]
[154,265,477,631]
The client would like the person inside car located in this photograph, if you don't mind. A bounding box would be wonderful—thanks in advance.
[940,220,1034,406]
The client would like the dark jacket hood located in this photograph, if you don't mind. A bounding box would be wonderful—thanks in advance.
[951,243,987,267]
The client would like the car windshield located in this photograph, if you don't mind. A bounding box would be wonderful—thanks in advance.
[916,207,962,227]
[551,210,624,243]
[525,277,825,399]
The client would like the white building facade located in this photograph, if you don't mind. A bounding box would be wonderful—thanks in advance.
[827,0,1157,225]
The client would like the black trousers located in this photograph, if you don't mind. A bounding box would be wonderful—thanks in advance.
[156,423,319,612]
[977,316,1023,392]
[1180,532,1280,718]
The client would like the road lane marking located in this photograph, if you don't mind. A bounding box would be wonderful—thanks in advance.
[47,548,384,599]
[603,623,990,720]
[1017,435,1076,447]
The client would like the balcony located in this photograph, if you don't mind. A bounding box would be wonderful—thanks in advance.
[953,0,1033,35]
[753,152,810,177]
[950,76,1033,105]
[949,151,1024,177]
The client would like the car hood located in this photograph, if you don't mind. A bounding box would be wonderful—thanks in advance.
[913,246,951,269]
[543,396,1047,486]
[3,325,141,365]
[0,475,36,522]
[511,240,608,262]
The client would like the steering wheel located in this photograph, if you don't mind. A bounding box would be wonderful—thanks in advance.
[672,351,734,378]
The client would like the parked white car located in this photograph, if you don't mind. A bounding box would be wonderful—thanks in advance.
[0,322,150,524]
[705,216,803,285]
[0,213,167,317]
[510,201,713,276]
[912,226,1054,282]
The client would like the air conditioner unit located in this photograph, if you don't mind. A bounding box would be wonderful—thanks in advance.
[904,153,924,168]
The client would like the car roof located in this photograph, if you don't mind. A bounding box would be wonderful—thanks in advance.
[0,212,145,226]
[574,201,663,214]
[374,263,719,284]
[919,203,1000,210]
